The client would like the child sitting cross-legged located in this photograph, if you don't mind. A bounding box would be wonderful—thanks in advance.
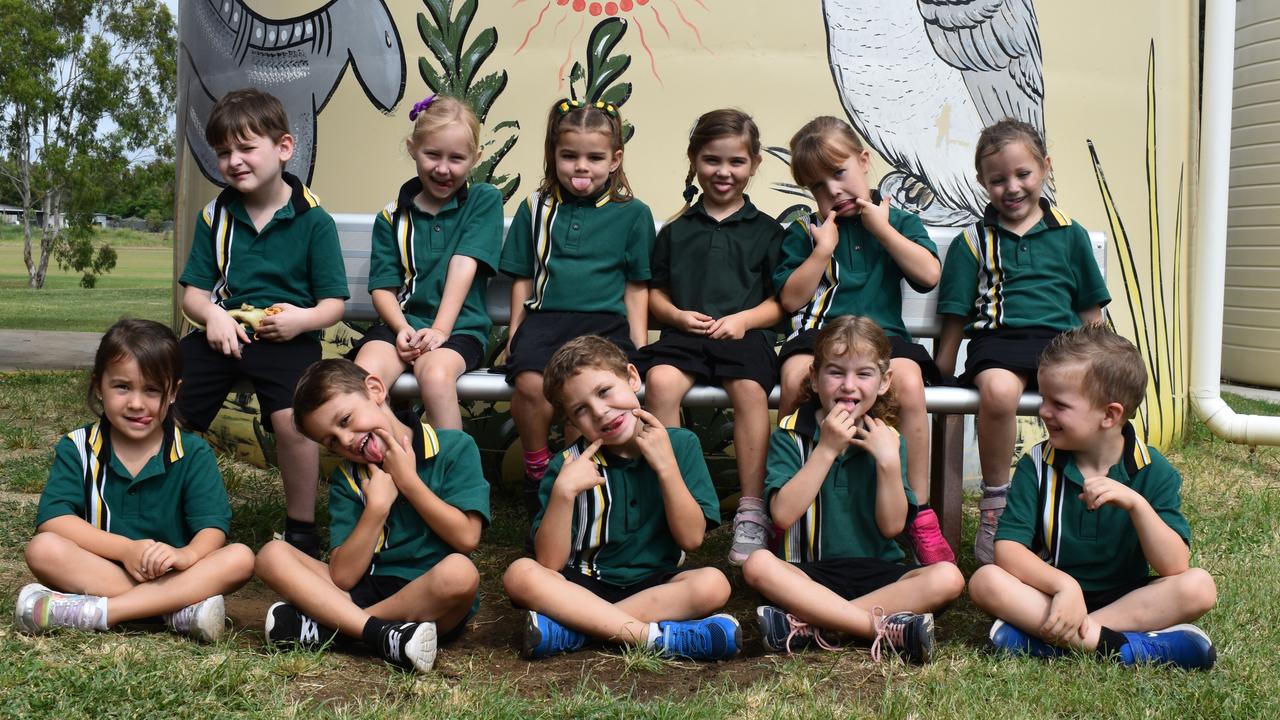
[502,335,740,661]
[968,325,1218,670]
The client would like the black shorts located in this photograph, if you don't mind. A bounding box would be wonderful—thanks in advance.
[959,327,1062,388]
[633,330,778,392]
[348,572,471,644]
[504,311,636,383]
[792,557,920,601]
[559,566,677,605]
[177,331,320,432]
[1082,576,1157,613]
[348,322,485,373]
[778,328,942,385]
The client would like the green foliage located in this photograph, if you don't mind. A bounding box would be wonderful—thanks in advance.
[568,18,635,142]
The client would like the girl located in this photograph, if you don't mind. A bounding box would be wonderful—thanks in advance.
[742,316,964,661]
[773,116,951,565]
[17,319,254,641]
[634,108,785,566]
[498,98,654,518]
[351,94,503,430]
[934,119,1109,565]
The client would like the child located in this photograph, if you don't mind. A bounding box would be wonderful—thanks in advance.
[254,358,490,674]
[502,336,739,661]
[350,95,502,430]
[934,119,1111,565]
[499,99,655,518]
[634,108,785,566]
[742,317,964,662]
[17,319,254,642]
[773,117,950,564]
[968,325,1217,669]
[178,88,349,558]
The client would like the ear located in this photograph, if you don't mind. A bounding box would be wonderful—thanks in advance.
[609,147,623,174]
[856,148,872,171]
[749,153,763,175]
[276,133,296,163]
[625,364,642,392]
[364,372,388,407]
[1100,401,1126,429]
[1043,154,1053,173]
[169,378,183,404]
[878,365,893,397]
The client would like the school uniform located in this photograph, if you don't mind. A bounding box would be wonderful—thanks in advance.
[177,173,349,431]
[530,428,720,602]
[936,199,1111,386]
[765,401,922,600]
[350,179,503,372]
[35,420,231,547]
[994,422,1190,611]
[633,197,783,392]
[773,204,939,381]
[498,187,654,379]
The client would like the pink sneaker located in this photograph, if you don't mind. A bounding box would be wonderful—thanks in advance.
[909,507,955,564]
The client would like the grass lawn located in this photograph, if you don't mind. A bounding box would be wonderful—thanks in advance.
[0,372,1276,718]
[0,230,173,331]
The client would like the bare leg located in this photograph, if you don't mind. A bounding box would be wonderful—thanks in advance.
[778,354,813,419]
[353,340,409,392]
[972,368,1026,489]
[644,365,695,427]
[512,371,553,453]
[724,378,770,500]
[890,358,930,502]
[271,408,320,523]
[414,348,468,430]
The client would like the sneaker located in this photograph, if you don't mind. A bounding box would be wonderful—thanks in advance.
[975,485,1008,565]
[756,605,838,654]
[14,583,105,633]
[988,619,1067,658]
[279,528,321,560]
[871,609,934,664]
[909,507,955,565]
[521,611,586,659]
[264,601,337,650]
[1118,624,1216,670]
[727,504,773,566]
[377,620,438,673]
[655,614,741,661]
[165,595,225,643]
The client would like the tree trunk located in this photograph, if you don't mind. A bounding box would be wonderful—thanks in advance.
[34,190,59,289]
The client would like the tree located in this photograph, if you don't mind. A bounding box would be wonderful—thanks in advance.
[0,0,175,288]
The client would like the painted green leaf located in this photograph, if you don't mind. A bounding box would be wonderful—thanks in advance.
[599,83,631,108]
[459,28,498,91]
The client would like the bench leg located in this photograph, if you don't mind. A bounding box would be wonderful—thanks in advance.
[929,414,965,556]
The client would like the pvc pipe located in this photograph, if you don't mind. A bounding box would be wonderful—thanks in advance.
[1190,0,1280,445]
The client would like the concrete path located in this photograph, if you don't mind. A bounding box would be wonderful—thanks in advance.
[0,330,101,371]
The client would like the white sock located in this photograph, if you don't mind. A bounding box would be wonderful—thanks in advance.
[645,622,661,648]
[94,597,109,631]
[983,482,1010,495]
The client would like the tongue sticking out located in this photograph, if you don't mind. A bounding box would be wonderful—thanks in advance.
[571,177,593,193]
[361,433,384,464]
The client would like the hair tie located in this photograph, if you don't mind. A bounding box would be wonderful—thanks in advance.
[682,185,698,203]
[409,95,437,121]
[555,98,618,119]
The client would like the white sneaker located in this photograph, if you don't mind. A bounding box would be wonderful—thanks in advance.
[165,595,225,642]
[15,583,105,633]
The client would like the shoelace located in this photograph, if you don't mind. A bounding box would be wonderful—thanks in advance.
[168,602,196,632]
[661,623,710,657]
[783,613,838,655]
[46,593,99,631]
[917,529,953,557]
[543,618,581,652]
[299,614,320,646]
[870,607,909,662]
[733,519,769,546]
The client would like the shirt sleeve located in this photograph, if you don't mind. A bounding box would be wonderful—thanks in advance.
[671,429,720,530]
[763,427,804,506]
[936,229,981,318]
[34,436,88,528]
[178,438,232,537]
[649,222,674,290]
[993,453,1039,547]
[772,220,813,301]
[1070,222,1111,312]
[499,198,535,279]
[454,183,504,275]
[367,207,405,293]
[306,210,350,301]
[430,431,492,529]
[177,208,218,292]
[1142,450,1192,547]
[894,210,939,293]
[529,450,568,538]
[624,201,655,282]
[327,465,363,551]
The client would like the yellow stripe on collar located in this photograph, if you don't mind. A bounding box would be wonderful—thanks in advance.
[420,422,440,459]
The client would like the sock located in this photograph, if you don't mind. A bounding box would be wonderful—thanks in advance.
[644,622,661,649]
[362,617,392,651]
[982,482,1010,496]
[737,495,766,513]
[94,597,109,631]
[523,447,552,481]
[284,517,316,535]
[1095,626,1129,659]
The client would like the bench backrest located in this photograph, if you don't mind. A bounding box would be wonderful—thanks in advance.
[331,213,1108,337]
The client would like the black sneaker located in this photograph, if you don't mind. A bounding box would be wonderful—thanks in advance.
[281,528,321,559]
[264,601,337,650]
[871,610,934,664]
[377,621,438,673]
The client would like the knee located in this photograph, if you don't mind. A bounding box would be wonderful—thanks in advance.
[740,549,776,590]
[966,564,1005,610]
[514,373,544,403]
[977,376,1021,409]
[927,562,966,603]
[254,539,293,576]
[893,362,925,400]
[435,554,481,600]
[502,558,542,604]
[1176,568,1217,616]
[272,411,308,444]
[416,358,457,390]
[689,568,731,609]
[25,532,72,569]
[215,543,256,583]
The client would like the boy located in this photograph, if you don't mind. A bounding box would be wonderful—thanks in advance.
[178,88,349,558]
[968,325,1218,669]
[501,336,739,660]
[254,359,489,673]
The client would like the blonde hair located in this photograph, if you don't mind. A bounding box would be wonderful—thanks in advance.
[805,316,899,426]
[407,95,481,156]
[540,100,632,202]
[789,116,866,189]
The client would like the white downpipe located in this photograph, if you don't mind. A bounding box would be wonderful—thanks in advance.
[1190,0,1280,445]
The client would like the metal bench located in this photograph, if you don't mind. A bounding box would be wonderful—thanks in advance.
[332,212,1107,553]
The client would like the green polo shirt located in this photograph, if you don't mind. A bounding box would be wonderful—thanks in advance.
[499,187,654,315]
[994,423,1191,592]
[368,179,503,345]
[532,428,720,586]
[773,206,935,341]
[328,422,491,582]
[764,401,916,564]
[937,200,1111,333]
[179,172,350,338]
[35,421,231,546]
[650,197,783,335]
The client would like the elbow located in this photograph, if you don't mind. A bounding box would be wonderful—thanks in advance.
[677,530,705,554]
[453,529,482,555]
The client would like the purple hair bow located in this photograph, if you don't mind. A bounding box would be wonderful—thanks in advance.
[409,95,437,121]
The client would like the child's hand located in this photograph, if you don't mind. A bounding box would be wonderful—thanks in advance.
[848,416,899,465]
[255,303,307,342]
[857,193,891,235]
[140,541,190,578]
[418,327,448,352]
[395,327,423,363]
[372,427,417,492]
[1078,476,1141,512]
[811,210,839,257]
[632,408,676,476]
[707,312,748,340]
[553,439,606,500]
[362,462,399,513]
[205,308,250,359]
[676,310,715,335]
[817,407,859,455]
[1043,585,1089,645]
[123,538,159,582]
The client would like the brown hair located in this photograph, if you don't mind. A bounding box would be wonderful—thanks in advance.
[542,335,631,413]
[89,319,182,423]
[673,108,761,218]
[805,316,899,426]
[292,359,372,433]
[974,118,1049,178]
[205,88,290,148]
[407,95,481,156]
[788,116,866,190]
[1039,324,1147,419]
[540,100,632,202]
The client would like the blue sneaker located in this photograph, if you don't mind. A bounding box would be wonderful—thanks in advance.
[521,611,586,659]
[656,614,741,660]
[989,619,1068,658]
[1118,624,1216,670]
